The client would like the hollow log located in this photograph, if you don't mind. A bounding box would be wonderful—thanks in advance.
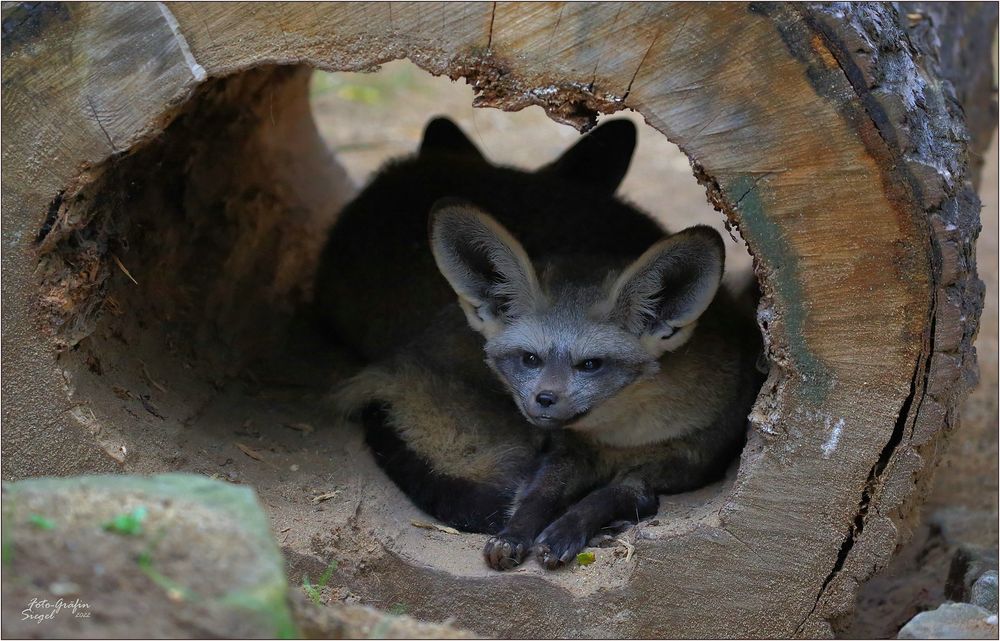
[0,2,991,637]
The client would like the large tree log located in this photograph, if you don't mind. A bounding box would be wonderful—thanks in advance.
[0,2,991,637]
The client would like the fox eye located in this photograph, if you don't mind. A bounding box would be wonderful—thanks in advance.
[577,358,603,372]
[522,352,541,368]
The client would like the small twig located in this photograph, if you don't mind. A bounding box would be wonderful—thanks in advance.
[615,536,635,562]
[236,443,264,461]
[410,520,460,535]
[139,360,167,393]
[111,254,139,285]
[311,490,342,504]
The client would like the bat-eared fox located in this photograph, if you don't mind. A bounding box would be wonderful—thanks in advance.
[318,117,764,570]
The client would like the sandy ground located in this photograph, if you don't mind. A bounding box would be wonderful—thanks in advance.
[310,61,999,636]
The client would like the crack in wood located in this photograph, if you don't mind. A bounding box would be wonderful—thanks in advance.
[733,173,772,206]
[35,191,64,245]
[795,304,934,634]
[199,17,215,48]
[688,107,727,144]
[629,14,704,113]
[545,3,565,62]
[793,198,941,636]
[589,4,623,92]
[486,2,496,51]
[623,16,671,103]
[722,527,766,563]
[85,95,117,154]
[793,6,924,208]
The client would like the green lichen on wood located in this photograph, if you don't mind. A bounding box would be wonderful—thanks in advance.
[726,174,834,405]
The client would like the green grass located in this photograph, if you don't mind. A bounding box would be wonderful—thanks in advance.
[302,559,339,605]
[102,506,147,536]
[134,527,191,600]
[28,514,55,530]
[137,548,194,601]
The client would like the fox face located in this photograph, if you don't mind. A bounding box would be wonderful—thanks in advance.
[430,200,725,429]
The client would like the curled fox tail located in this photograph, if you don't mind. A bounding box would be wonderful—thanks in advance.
[330,365,535,534]
[360,402,515,534]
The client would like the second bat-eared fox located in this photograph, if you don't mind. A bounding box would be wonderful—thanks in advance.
[316,117,764,570]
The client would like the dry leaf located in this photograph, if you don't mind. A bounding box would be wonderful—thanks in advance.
[410,520,461,535]
[284,422,315,434]
[236,443,264,461]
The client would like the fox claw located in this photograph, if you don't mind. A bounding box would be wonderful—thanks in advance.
[483,534,529,570]
[535,518,589,569]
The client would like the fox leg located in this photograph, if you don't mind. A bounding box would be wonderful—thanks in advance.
[534,476,658,569]
[532,442,730,569]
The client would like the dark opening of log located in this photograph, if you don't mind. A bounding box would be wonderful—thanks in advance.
[31,61,764,599]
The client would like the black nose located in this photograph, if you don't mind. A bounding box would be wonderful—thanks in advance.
[535,392,558,408]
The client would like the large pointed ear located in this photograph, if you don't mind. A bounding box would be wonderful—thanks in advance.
[429,198,543,338]
[419,117,485,161]
[601,226,724,357]
[540,118,636,193]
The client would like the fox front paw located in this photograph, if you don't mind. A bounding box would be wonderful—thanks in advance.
[534,517,589,569]
[483,533,531,571]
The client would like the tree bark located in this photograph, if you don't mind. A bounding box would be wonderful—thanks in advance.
[0,2,991,637]
[899,2,998,187]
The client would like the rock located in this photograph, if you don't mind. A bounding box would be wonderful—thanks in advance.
[897,602,998,639]
[1,473,474,640]
[1,474,298,639]
[971,571,999,614]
